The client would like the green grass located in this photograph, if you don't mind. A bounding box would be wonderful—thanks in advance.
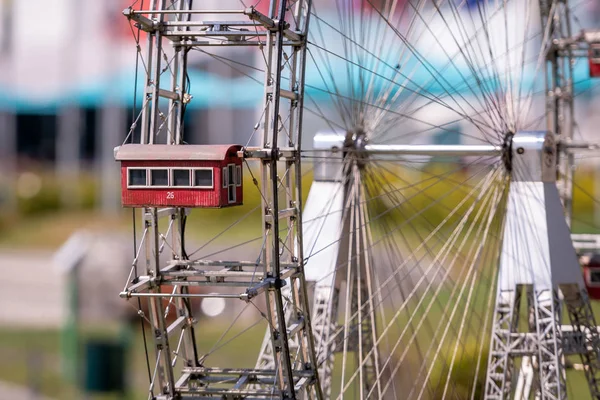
[2,297,600,400]
[0,320,267,399]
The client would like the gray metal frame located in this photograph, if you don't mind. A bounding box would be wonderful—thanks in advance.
[120,0,322,398]
[482,131,600,400]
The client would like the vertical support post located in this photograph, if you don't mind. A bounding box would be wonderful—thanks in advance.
[0,110,17,213]
[61,262,81,385]
[352,166,381,397]
[57,106,81,208]
[253,0,322,395]
[97,106,125,215]
[140,0,167,145]
[533,289,566,400]
[541,0,575,223]
[145,209,176,396]
[485,289,521,399]
[563,287,600,398]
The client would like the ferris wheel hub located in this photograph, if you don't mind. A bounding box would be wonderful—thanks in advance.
[344,126,369,150]
[504,131,557,182]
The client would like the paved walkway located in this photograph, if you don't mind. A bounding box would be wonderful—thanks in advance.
[0,250,64,328]
[0,380,54,400]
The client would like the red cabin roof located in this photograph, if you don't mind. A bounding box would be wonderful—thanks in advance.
[114,144,242,161]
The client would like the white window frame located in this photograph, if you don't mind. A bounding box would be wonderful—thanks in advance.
[127,167,149,188]
[171,168,192,188]
[227,163,236,203]
[235,165,242,187]
[148,167,171,188]
[192,168,214,189]
[222,167,228,188]
[126,166,215,190]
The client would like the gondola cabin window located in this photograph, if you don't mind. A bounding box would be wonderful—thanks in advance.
[590,270,600,285]
[128,168,147,187]
[583,253,600,300]
[115,144,243,208]
[173,169,191,187]
[194,169,213,188]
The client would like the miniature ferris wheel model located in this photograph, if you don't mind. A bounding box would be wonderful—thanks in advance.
[117,0,600,399]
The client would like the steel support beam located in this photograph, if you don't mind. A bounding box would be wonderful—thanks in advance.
[484,131,599,400]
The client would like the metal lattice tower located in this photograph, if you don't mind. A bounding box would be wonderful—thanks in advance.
[482,131,600,400]
[120,0,322,398]
[483,2,600,398]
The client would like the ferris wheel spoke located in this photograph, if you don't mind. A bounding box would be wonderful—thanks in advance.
[360,0,407,111]
[374,31,545,142]
[369,0,551,143]
[306,43,353,128]
[332,0,360,127]
[466,1,508,130]
[309,3,354,124]
[319,164,503,352]
[288,159,504,338]
[303,157,498,266]
[455,0,525,133]
[422,0,532,134]
[517,1,557,128]
[365,0,458,115]
[187,6,542,142]
[304,94,348,132]
[575,77,600,97]
[468,224,503,400]
[363,161,490,288]
[311,0,461,132]
[308,41,499,136]
[364,1,503,143]
[333,167,506,398]
[513,0,535,130]
[361,167,462,399]
[414,184,504,400]
[382,174,506,399]
[304,78,502,142]
[367,161,509,328]
[411,0,508,137]
[443,1,501,111]
[307,12,504,139]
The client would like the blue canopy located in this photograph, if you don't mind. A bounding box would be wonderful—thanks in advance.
[0,54,594,114]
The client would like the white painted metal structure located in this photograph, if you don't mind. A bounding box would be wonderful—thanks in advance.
[483,132,600,400]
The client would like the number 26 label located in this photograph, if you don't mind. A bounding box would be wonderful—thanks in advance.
[166,192,174,199]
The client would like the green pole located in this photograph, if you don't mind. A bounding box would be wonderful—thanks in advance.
[61,263,79,385]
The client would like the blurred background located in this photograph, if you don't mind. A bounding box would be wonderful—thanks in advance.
[0,0,599,399]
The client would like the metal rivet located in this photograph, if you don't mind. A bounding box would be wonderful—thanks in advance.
[517,147,525,154]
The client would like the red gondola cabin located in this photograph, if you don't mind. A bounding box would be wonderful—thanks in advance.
[583,253,600,300]
[589,44,600,78]
[114,144,243,208]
